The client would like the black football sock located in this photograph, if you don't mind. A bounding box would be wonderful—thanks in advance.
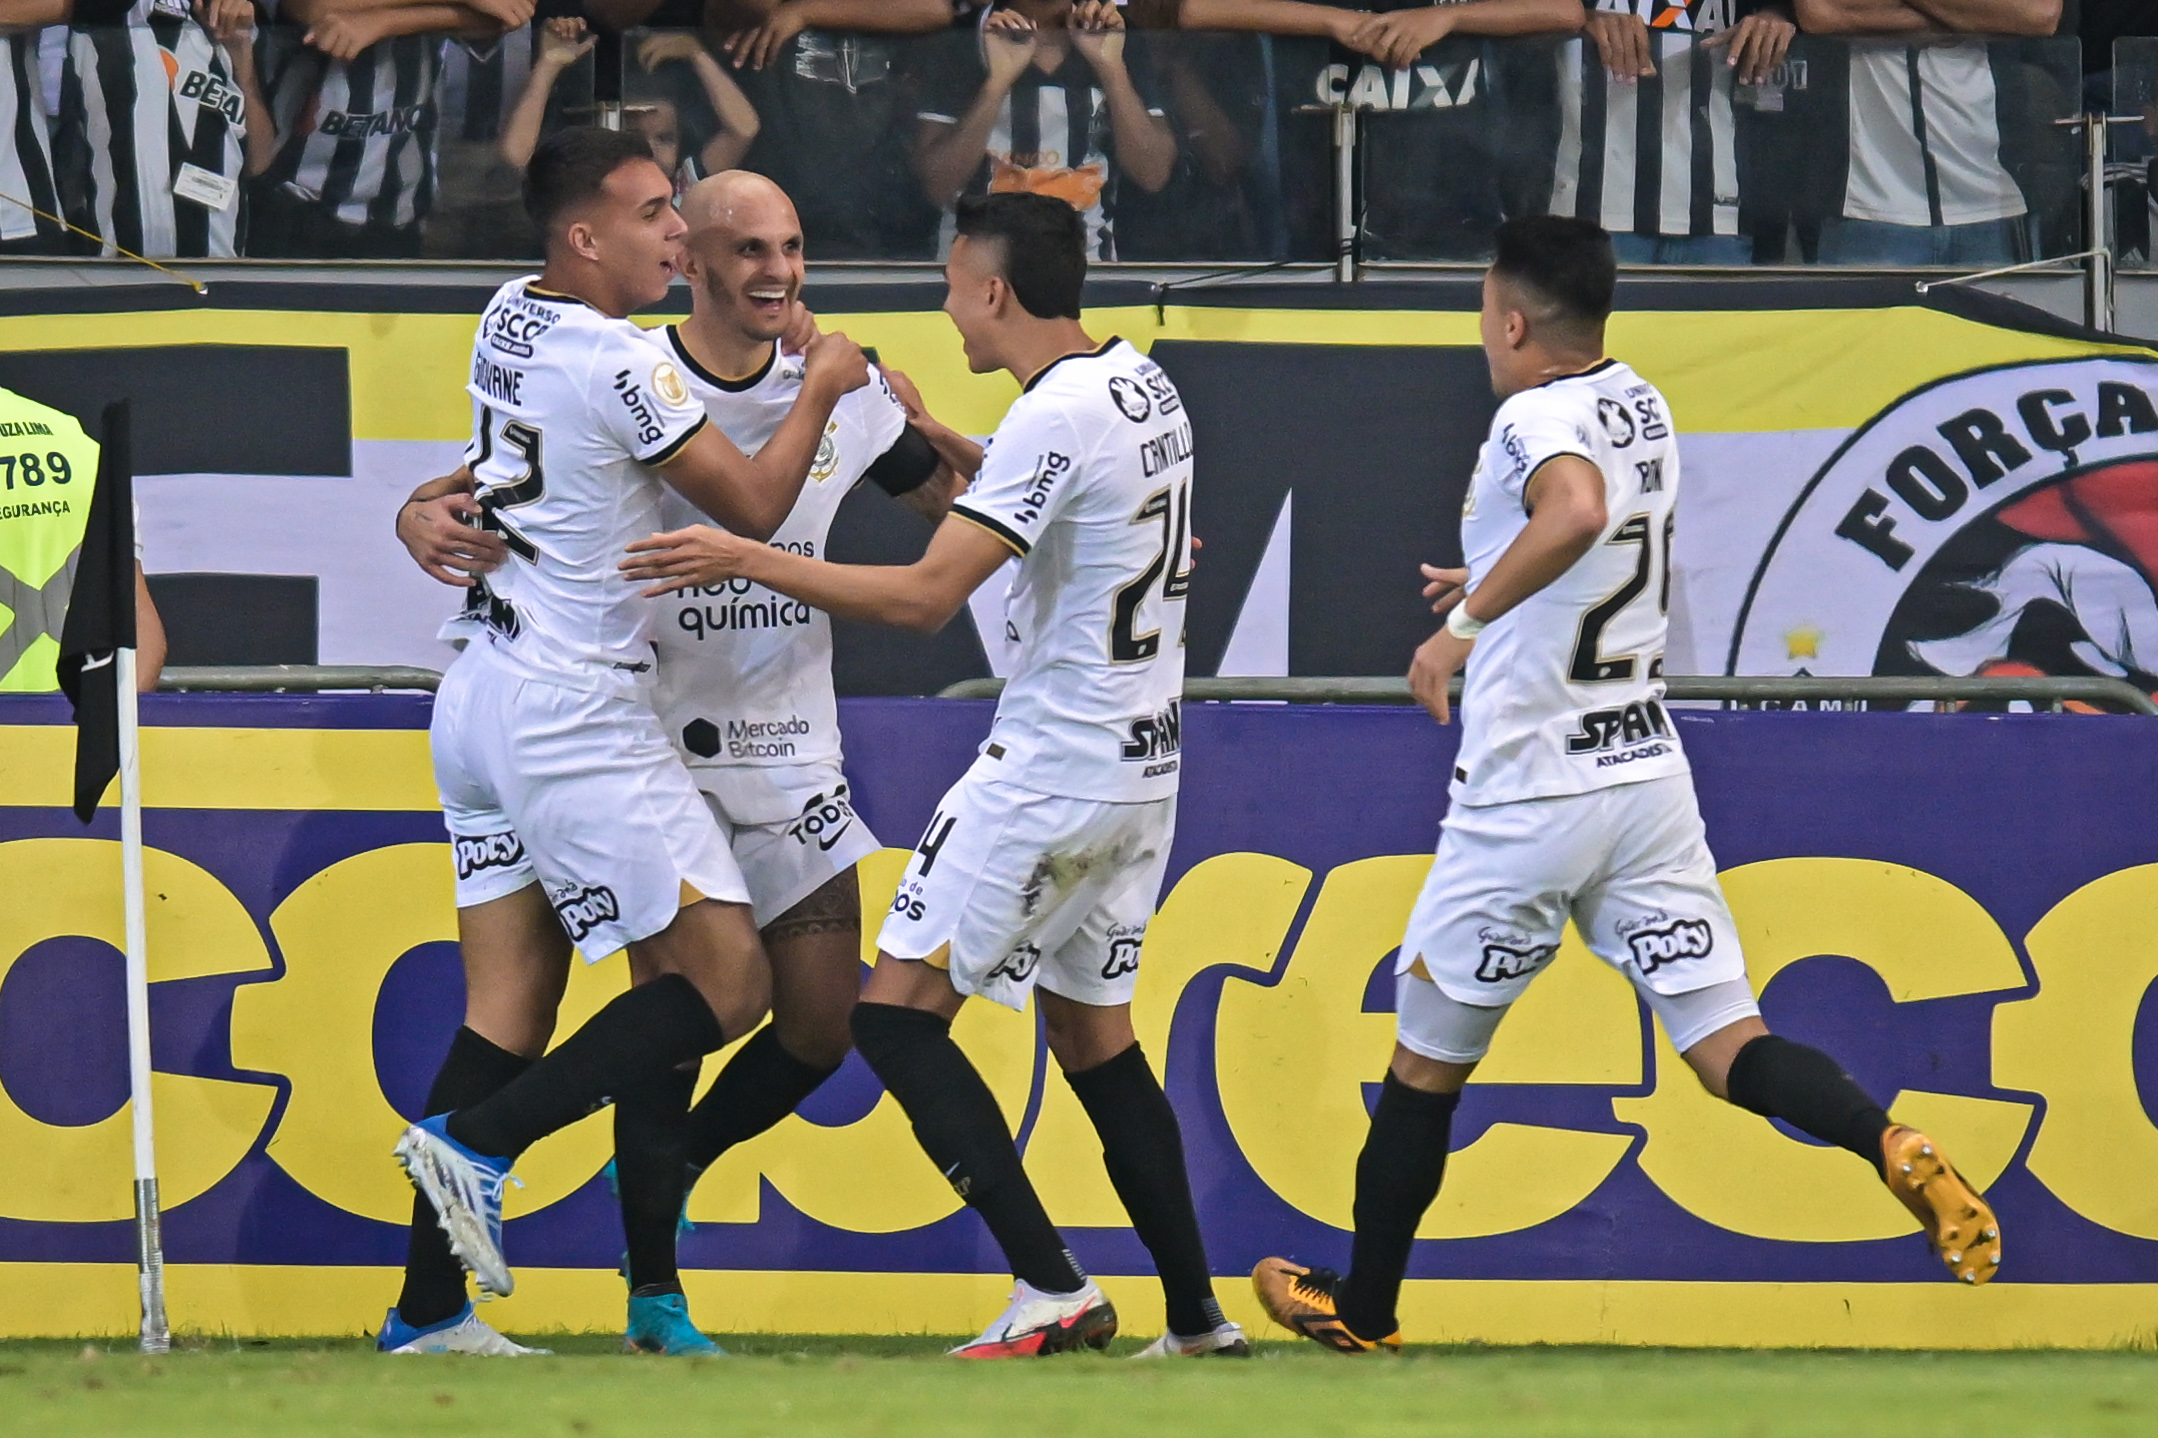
[398,1027,531,1327]
[1339,1075,1459,1343]
[614,1061,699,1295]
[447,974,725,1160]
[852,1002,1085,1295]
[1064,1043,1222,1338]
[682,1026,841,1175]
[1725,1034,1893,1176]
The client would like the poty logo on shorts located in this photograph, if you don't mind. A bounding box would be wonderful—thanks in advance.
[1624,917,1714,974]
[453,832,525,880]
[551,884,621,942]
[987,943,1041,986]
[1100,927,1144,980]
[1475,940,1556,983]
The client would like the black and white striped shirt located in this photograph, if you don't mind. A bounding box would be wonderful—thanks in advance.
[1,33,63,246]
[259,21,442,230]
[1550,0,1742,239]
[436,31,531,145]
[57,0,247,258]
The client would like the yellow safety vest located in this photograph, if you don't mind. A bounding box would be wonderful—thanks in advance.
[0,387,101,692]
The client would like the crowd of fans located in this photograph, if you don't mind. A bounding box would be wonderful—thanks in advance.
[0,0,2148,267]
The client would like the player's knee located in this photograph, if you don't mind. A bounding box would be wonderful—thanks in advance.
[774,1007,853,1070]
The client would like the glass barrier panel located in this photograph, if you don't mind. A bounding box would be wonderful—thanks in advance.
[1362,32,2082,268]
[2114,37,2158,271]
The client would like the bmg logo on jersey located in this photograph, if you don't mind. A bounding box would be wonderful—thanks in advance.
[1622,915,1715,974]
[1475,933,1557,984]
[549,883,622,943]
[452,832,525,881]
[1016,451,1071,524]
[1566,699,1672,757]
[177,70,246,127]
[612,369,666,449]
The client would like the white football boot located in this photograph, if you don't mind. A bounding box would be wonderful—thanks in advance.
[1130,1321,1250,1358]
[948,1279,1118,1358]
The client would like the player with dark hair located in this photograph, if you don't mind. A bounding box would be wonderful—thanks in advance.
[375,124,870,1355]
[621,189,1243,1360]
[1252,214,2002,1353]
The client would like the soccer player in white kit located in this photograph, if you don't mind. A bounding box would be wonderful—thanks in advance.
[1253,216,2003,1354]
[618,172,969,1350]
[378,127,872,1354]
[623,192,1244,1360]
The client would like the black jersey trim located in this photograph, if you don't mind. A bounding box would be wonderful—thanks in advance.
[668,325,775,392]
[1529,358,1620,391]
[523,284,598,310]
[950,504,1030,557]
[643,413,709,467]
[1021,336,1121,395]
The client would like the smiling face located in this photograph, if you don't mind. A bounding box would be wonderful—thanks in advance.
[679,174,805,345]
[565,156,686,313]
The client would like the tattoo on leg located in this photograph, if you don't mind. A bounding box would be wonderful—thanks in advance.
[764,870,861,947]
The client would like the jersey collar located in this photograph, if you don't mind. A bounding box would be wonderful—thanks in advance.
[1529,357,1621,390]
[1021,336,1121,395]
[668,325,777,393]
[521,283,598,310]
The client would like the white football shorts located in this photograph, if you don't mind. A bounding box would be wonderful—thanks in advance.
[877,761,1176,1012]
[699,767,882,929]
[432,647,751,962]
[1397,772,1753,1058]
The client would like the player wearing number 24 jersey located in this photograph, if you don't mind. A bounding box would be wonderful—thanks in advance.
[622,191,1242,1363]
[1254,216,2002,1357]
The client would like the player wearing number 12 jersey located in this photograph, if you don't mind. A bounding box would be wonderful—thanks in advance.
[379,128,872,1355]
[1253,216,2003,1355]
[623,191,1242,1361]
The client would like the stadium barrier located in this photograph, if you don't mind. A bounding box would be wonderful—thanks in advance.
[0,690,2153,1347]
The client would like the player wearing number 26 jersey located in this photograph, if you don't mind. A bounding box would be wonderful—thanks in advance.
[1255,217,2001,1360]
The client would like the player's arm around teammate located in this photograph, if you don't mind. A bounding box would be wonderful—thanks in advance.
[629,193,1240,1361]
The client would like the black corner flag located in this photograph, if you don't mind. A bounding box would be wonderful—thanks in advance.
[56,400,135,824]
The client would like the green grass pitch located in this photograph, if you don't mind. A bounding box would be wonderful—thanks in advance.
[1,1336,2151,1437]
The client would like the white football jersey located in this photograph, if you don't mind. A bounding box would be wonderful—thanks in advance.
[443,278,708,691]
[953,338,1193,804]
[647,327,911,824]
[1454,358,1690,806]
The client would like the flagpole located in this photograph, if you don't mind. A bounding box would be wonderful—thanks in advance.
[115,642,167,1354]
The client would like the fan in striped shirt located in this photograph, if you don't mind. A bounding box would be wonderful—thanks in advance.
[0,2,67,254]
[1550,0,1794,264]
[247,0,532,258]
[52,0,272,259]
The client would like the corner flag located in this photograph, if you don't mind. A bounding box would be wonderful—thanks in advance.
[56,401,134,822]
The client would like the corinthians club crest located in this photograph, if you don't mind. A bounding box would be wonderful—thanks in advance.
[1729,356,2158,704]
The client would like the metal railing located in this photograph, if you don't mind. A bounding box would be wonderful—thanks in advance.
[937,674,2158,715]
[159,665,442,693]
[148,666,2154,712]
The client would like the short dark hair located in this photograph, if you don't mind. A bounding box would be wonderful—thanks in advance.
[953,192,1085,320]
[1490,216,1616,334]
[523,126,657,241]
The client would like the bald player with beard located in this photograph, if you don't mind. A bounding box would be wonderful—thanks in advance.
[399,170,972,1355]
